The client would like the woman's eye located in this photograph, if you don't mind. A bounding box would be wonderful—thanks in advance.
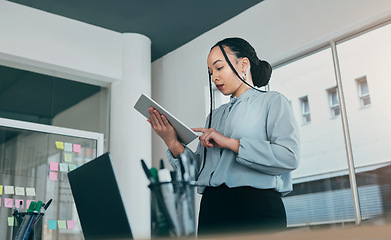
[217,66,223,70]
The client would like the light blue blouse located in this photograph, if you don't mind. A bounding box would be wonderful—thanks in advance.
[167,88,300,195]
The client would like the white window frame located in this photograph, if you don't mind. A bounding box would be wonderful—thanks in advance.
[356,76,371,108]
[327,87,340,118]
[299,95,311,124]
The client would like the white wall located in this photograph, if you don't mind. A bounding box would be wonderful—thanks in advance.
[0,0,122,86]
[151,0,391,167]
[0,1,152,238]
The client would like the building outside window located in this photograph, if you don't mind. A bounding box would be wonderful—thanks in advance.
[356,76,371,107]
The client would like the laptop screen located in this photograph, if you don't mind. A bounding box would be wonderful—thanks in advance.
[68,152,133,240]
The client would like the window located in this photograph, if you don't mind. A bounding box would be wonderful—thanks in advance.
[328,87,340,117]
[299,96,311,124]
[356,76,371,107]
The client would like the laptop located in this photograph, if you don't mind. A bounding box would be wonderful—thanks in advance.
[68,152,133,240]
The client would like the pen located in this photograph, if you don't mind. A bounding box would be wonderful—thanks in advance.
[141,159,176,233]
[14,201,36,240]
[29,199,52,233]
[141,159,155,183]
[160,159,165,169]
[21,201,43,240]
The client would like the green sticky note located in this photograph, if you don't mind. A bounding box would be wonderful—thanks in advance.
[64,153,72,162]
[58,220,67,229]
[0,185,3,195]
[8,217,14,226]
[68,164,77,171]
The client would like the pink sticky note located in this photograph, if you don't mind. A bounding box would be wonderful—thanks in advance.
[5,198,13,208]
[0,197,2,207]
[67,220,75,229]
[49,162,59,171]
[27,200,34,209]
[49,172,58,181]
[15,199,24,210]
[73,144,81,153]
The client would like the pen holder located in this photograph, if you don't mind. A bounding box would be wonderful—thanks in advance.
[12,212,44,240]
[149,181,196,238]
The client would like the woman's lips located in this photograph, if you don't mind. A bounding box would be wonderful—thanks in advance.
[216,84,223,90]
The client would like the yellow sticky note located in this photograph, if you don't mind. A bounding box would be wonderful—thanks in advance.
[64,153,72,162]
[55,141,64,150]
[8,217,14,226]
[58,220,67,229]
[0,185,3,195]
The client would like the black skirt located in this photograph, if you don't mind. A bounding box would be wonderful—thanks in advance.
[198,184,287,236]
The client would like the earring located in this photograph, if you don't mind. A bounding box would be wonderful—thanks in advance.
[242,72,246,80]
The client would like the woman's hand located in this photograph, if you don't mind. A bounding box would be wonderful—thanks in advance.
[147,107,177,145]
[192,128,240,153]
[147,107,185,158]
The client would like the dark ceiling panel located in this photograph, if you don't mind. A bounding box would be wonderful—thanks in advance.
[8,0,263,61]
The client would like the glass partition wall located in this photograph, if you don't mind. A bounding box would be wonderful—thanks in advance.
[0,118,104,240]
[336,22,391,225]
[271,48,356,227]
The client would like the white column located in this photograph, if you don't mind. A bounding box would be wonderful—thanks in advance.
[110,33,152,239]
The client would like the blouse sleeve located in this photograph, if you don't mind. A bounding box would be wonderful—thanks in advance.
[166,142,202,173]
[236,93,300,176]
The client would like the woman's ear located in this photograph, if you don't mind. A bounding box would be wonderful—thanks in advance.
[241,57,250,72]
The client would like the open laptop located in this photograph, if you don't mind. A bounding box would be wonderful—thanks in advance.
[68,152,133,240]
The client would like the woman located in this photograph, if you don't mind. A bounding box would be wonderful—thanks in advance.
[147,37,300,235]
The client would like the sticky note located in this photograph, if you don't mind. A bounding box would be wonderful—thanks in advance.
[64,153,72,162]
[4,198,13,208]
[58,220,67,229]
[50,162,59,171]
[48,220,57,230]
[27,200,34,209]
[59,163,68,172]
[26,188,36,196]
[4,186,14,195]
[55,141,64,150]
[15,187,25,196]
[0,185,3,195]
[49,172,58,181]
[68,164,77,171]
[8,217,14,226]
[67,220,75,229]
[15,199,24,209]
[73,144,81,153]
[64,143,73,152]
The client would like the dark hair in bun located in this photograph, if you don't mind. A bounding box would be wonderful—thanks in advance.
[212,37,272,87]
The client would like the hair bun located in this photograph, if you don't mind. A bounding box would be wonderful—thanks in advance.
[252,59,272,87]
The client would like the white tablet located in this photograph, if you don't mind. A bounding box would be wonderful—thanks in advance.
[134,94,198,145]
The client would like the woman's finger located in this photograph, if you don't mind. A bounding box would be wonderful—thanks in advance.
[148,108,160,128]
[192,128,208,133]
[161,115,171,127]
[152,109,164,126]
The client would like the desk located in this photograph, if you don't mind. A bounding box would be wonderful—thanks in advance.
[196,224,391,240]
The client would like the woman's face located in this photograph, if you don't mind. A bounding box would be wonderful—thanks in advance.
[207,46,249,97]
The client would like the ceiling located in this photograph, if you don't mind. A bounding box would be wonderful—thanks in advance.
[1,0,263,125]
[8,0,263,61]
